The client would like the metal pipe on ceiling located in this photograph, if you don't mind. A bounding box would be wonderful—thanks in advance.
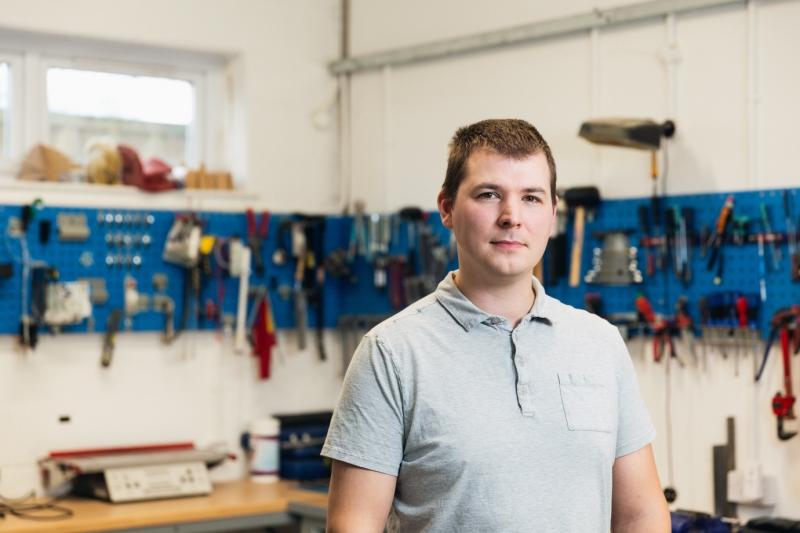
[329,0,746,75]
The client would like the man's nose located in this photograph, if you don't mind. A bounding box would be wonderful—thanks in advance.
[497,199,521,228]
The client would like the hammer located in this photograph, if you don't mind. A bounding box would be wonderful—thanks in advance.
[564,186,601,287]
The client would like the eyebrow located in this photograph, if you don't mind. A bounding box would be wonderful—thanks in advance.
[470,182,547,194]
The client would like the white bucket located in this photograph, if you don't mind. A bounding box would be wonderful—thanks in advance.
[250,417,280,483]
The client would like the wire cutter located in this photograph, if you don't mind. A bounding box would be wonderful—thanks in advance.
[246,209,270,276]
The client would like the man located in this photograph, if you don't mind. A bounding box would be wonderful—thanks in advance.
[322,119,670,532]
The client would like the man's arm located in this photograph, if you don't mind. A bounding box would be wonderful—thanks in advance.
[326,459,396,533]
[611,444,670,533]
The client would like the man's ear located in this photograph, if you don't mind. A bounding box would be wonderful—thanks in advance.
[437,191,454,229]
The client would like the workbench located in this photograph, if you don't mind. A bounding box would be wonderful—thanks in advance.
[0,480,328,533]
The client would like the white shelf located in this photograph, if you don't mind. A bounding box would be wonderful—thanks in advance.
[0,179,261,212]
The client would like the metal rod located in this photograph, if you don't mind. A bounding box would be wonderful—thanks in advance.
[329,0,745,75]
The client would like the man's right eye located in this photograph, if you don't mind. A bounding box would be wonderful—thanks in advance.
[476,191,499,200]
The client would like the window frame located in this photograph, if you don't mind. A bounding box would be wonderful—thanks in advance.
[0,51,24,174]
[0,28,229,183]
[39,55,206,169]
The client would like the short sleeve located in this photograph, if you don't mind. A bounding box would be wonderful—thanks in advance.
[321,333,404,476]
[611,329,656,458]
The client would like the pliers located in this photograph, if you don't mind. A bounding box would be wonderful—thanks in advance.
[246,209,270,276]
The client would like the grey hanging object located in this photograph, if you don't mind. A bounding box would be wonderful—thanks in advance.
[584,231,643,286]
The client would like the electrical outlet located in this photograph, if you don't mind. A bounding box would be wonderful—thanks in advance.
[728,464,776,506]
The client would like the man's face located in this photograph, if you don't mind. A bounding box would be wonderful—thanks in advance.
[438,147,557,285]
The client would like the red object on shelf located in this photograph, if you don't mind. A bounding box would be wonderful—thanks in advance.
[49,442,195,459]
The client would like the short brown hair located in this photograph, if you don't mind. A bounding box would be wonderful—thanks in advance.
[441,119,557,205]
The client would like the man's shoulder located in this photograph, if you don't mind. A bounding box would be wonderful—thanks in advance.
[543,293,619,337]
[367,292,444,342]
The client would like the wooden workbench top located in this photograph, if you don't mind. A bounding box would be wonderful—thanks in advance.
[0,479,328,533]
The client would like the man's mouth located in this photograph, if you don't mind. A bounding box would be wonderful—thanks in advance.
[491,240,526,248]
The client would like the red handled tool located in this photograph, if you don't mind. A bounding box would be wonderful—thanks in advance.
[251,294,277,380]
[772,327,797,441]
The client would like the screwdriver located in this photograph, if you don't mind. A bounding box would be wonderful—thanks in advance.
[759,203,781,271]
[783,191,800,281]
[707,195,734,275]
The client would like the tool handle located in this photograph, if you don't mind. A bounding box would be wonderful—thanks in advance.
[715,196,734,235]
[635,295,656,325]
[781,328,794,399]
[736,296,748,328]
[638,205,651,235]
[546,233,567,285]
[234,248,251,354]
[568,207,586,287]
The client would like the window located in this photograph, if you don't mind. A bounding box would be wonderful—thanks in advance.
[46,67,196,166]
[0,62,9,157]
[0,30,227,183]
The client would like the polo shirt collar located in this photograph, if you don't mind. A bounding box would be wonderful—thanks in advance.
[435,271,554,331]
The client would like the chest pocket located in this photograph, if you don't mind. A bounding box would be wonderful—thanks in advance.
[557,373,614,433]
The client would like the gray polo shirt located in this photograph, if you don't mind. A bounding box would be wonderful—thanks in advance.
[322,272,655,532]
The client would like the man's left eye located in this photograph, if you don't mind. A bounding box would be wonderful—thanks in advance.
[523,195,542,203]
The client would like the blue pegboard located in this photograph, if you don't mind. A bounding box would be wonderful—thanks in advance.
[0,187,797,338]
[545,188,800,337]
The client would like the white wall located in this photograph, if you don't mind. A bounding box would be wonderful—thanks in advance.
[346,0,800,520]
[1,0,799,522]
[0,0,344,495]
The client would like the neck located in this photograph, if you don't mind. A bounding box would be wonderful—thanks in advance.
[453,269,535,327]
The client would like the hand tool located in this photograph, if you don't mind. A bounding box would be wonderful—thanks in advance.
[758,203,780,271]
[564,186,601,287]
[698,296,710,361]
[584,292,603,316]
[384,257,405,309]
[680,206,694,284]
[635,293,678,363]
[348,201,368,262]
[323,248,357,284]
[707,196,734,280]
[398,207,425,272]
[699,224,710,259]
[303,216,327,361]
[783,190,800,281]
[248,286,277,380]
[675,297,698,366]
[732,295,749,377]
[373,256,388,289]
[545,197,569,285]
[234,247,252,353]
[757,233,767,303]
[637,205,653,277]
[665,205,677,274]
[651,191,668,272]
[291,221,309,350]
[368,213,391,257]
[272,220,293,266]
[755,306,800,382]
[669,206,688,283]
[246,209,270,276]
[771,327,797,441]
[732,216,749,246]
[101,309,124,367]
[152,294,176,344]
